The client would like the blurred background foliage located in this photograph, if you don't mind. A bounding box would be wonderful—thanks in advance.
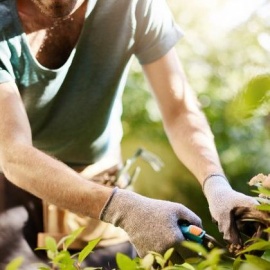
[121,0,270,239]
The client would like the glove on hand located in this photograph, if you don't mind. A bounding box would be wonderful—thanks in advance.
[100,187,202,263]
[203,174,259,244]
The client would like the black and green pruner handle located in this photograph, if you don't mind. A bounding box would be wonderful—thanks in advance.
[179,224,206,244]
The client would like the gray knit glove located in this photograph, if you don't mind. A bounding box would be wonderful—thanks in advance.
[203,174,259,244]
[100,187,202,263]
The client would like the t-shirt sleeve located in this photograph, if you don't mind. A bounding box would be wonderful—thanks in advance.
[0,68,14,83]
[0,41,15,84]
[134,0,183,65]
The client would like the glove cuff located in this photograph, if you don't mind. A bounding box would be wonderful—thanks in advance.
[203,173,231,195]
[99,187,119,220]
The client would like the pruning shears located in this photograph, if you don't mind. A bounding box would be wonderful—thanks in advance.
[179,224,226,251]
[179,207,270,260]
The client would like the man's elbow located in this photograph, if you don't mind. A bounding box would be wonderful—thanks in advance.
[0,142,31,183]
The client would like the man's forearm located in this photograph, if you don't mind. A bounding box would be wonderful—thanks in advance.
[164,107,224,185]
[142,49,224,185]
[1,143,113,219]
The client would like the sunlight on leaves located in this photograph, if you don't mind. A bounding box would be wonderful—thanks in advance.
[140,253,155,269]
[181,241,208,257]
[116,253,137,270]
[78,238,101,263]
[5,257,24,270]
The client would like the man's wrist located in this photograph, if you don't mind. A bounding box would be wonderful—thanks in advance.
[202,173,230,194]
[99,187,119,220]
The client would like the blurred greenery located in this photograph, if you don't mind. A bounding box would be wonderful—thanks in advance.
[121,0,270,240]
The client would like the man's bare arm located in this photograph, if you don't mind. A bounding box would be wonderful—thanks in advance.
[142,48,224,185]
[0,81,112,219]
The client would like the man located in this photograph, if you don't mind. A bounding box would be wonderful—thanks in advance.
[0,0,258,269]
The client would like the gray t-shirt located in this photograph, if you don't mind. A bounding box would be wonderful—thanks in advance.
[0,0,182,165]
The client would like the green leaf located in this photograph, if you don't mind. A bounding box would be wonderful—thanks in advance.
[63,227,85,250]
[78,238,101,263]
[256,204,270,212]
[163,266,191,270]
[233,256,244,270]
[166,262,196,270]
[53,250,73,264]
[198,248,224,269]
[164,248,174,262]
[83,267,102,270]
[245,254,270,270]
[45,236,58,253]
[5,256,24,270]
[258,186,270,196]
[140,253,155,269]
[57,264,76,270]
[180,263,196,270]
[185,257,202,265]
[116,253,137,270]
[35,247,48,251]
[237,240,270,255]
[262,249,270,261]
[148,251,162,257]
[225,74,270,122]
[47,250,55,260]
[181,241,208,257]
[155,255,166,268]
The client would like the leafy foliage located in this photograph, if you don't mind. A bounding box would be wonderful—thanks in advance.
[5,182,270,270]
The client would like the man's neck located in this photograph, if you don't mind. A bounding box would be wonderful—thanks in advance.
[17,0,86,29]
[16,0,88,69]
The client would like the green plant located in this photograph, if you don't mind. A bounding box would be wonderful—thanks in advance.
[5,177,270,270]
[5,227,227,270]
[36,227,102,269]
[5,257,24,270]
[5,211,270,270]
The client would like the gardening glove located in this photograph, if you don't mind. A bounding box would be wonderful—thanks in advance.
[100,187,202,263]
[203,174,259,244]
